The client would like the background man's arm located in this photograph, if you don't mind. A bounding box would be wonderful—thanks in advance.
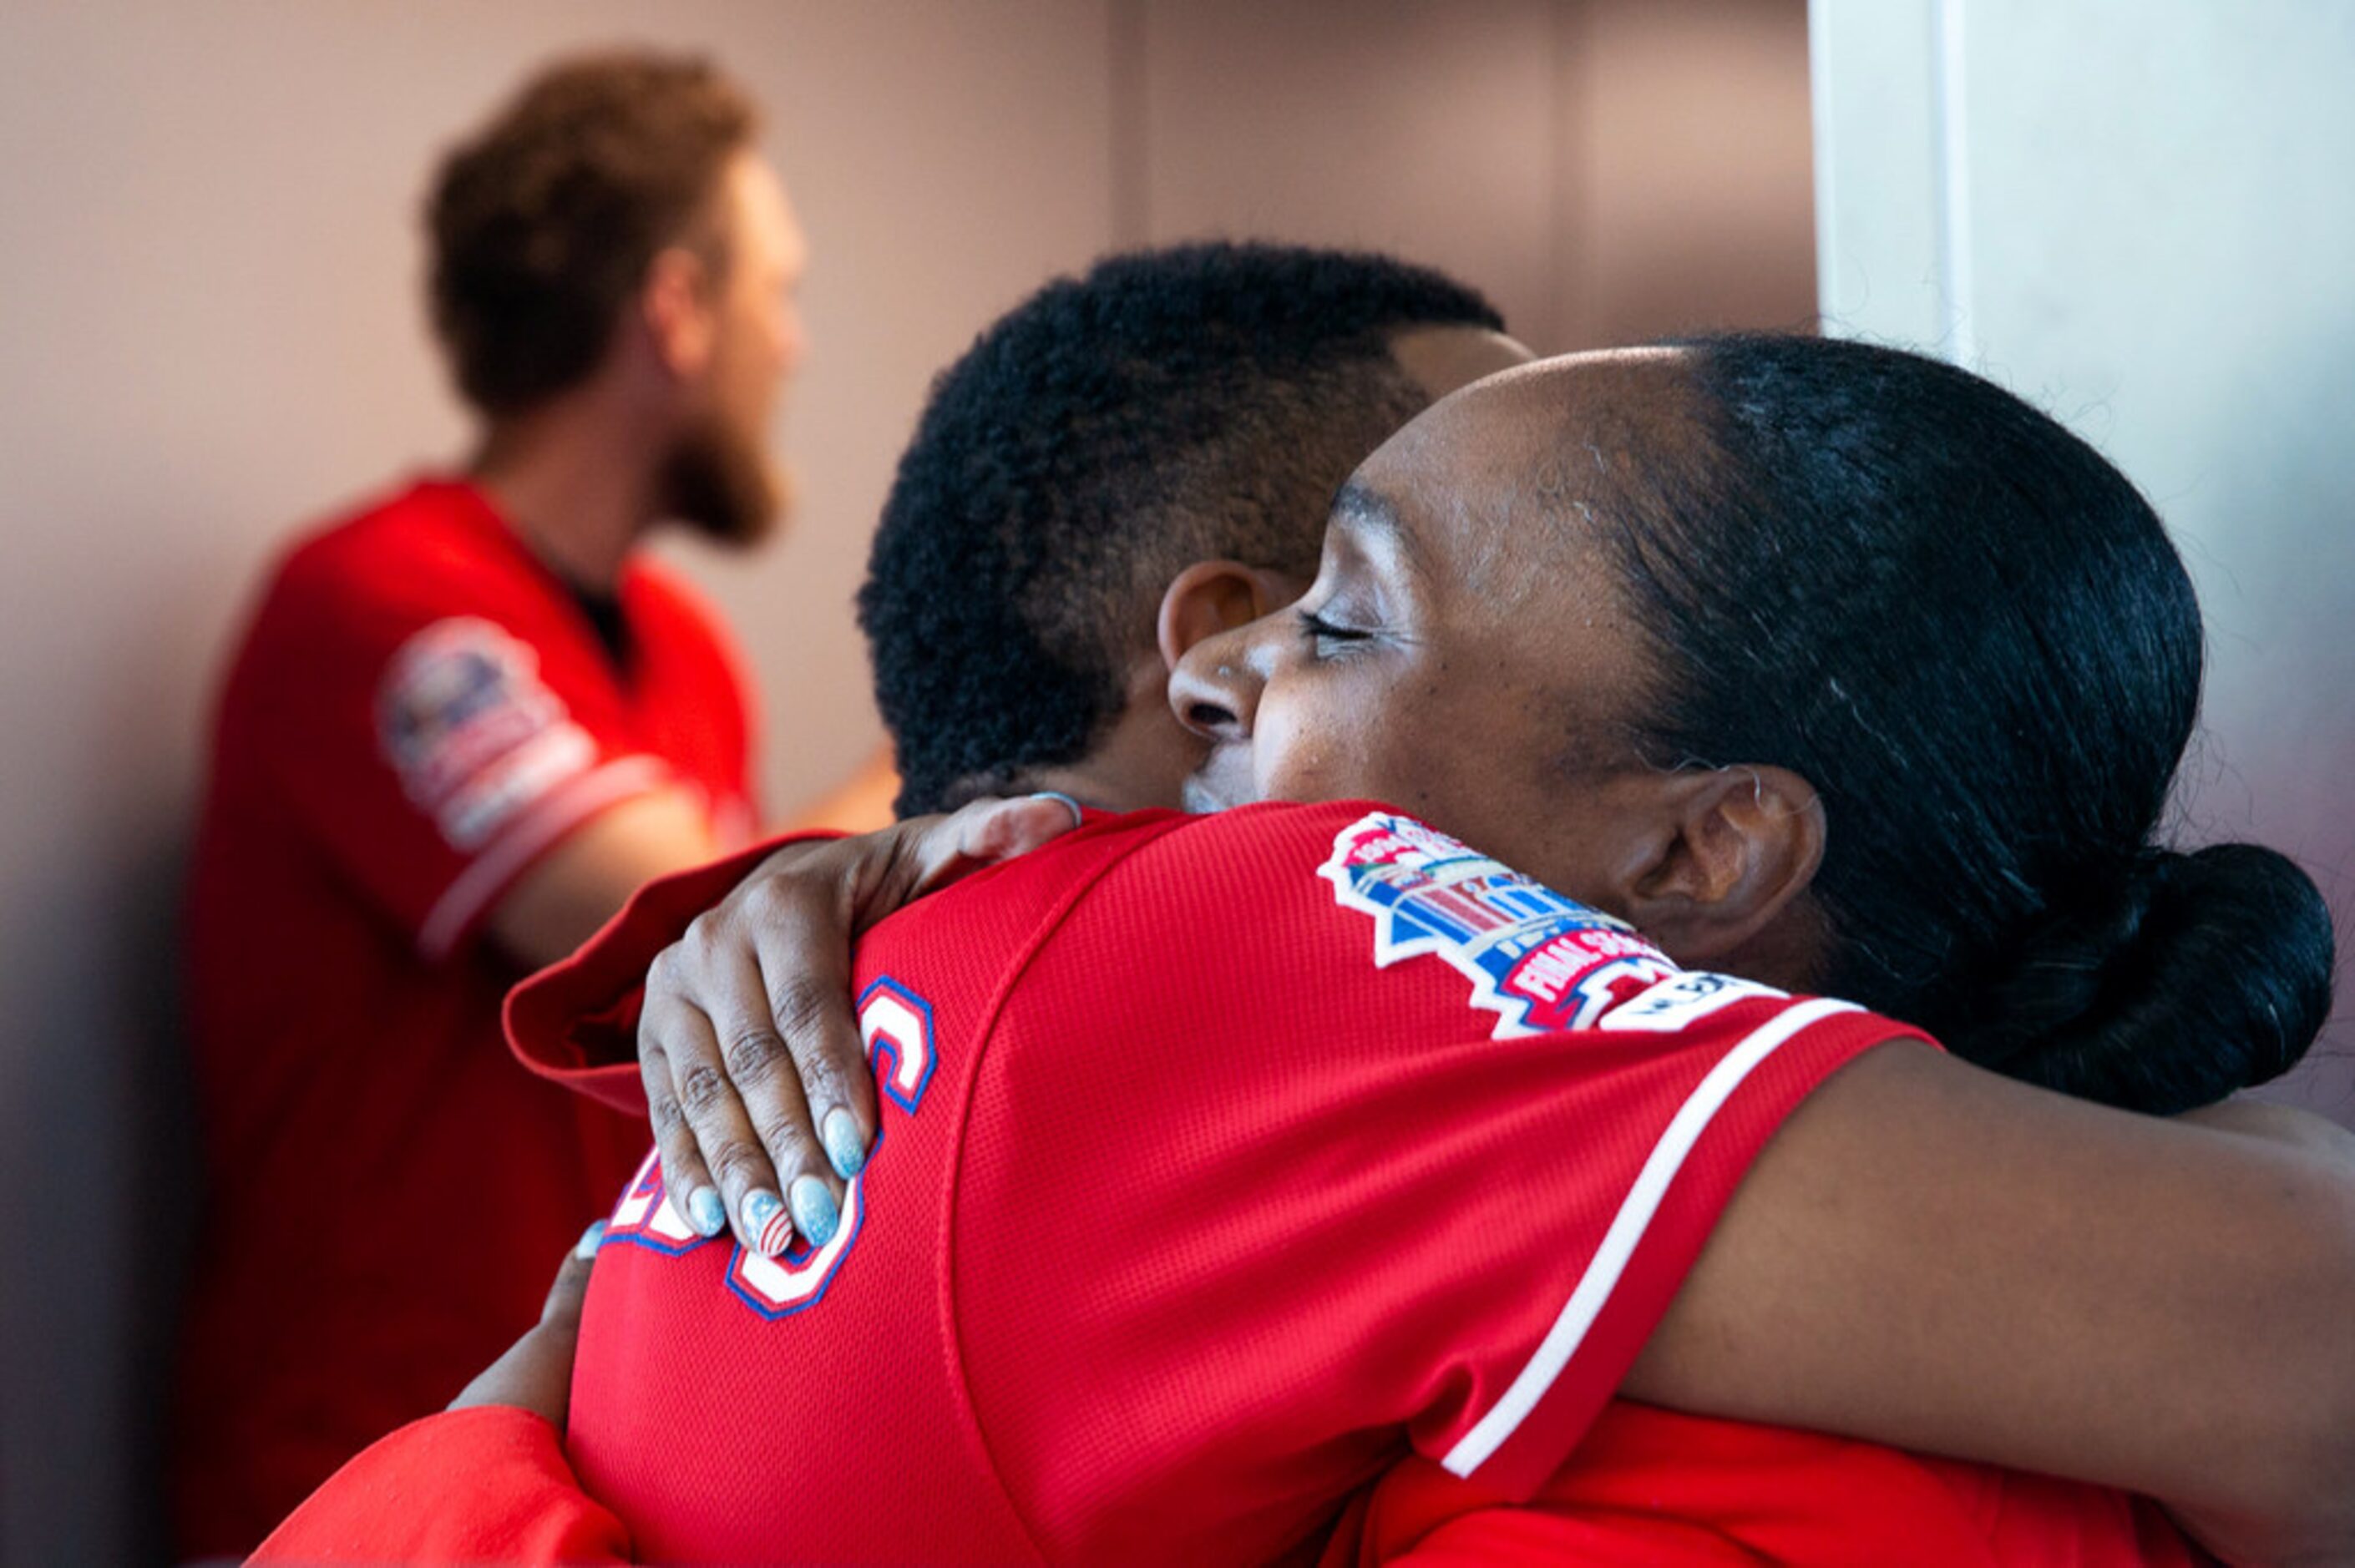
[492,751,904,972]
[489,787,723,970]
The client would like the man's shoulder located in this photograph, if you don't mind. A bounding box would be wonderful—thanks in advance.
[855,807,1198,963]
[1024,800,1578,957]
[210,478,571,754]
[225,478,571,691]
[1048,800,1413,888]
[887,801,1383,941]
[270,477,525,609]
[842,806,1339,1027]
[858,802,1497,1067]
[932,800,1819,1073]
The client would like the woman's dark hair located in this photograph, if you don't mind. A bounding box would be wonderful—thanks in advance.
[1610,333,2334,1114]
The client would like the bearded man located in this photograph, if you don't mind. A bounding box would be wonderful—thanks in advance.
[172,48,803,1557]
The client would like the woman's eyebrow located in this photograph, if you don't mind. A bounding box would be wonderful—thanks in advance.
[1331,481,1424,579]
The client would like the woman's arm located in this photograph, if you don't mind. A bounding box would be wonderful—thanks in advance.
[627,827,2355,1560]
[1628,1040,2355,1565]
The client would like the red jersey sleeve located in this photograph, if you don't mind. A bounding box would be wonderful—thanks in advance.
[248,1406,632,1565]
[248,534,681,959]
[950,804,1927,1554]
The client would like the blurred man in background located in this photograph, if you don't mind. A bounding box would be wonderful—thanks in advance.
[171,49,803,1556]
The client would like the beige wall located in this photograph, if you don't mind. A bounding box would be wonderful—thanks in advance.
[0,3,1809,1559]
[1127,0,1816,351]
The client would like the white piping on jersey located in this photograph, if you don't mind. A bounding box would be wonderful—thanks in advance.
[417,754,674,959]
[1440,994,1861,1477]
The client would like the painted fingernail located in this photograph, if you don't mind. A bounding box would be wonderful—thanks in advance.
[742,1188,792,1257]
[823,1108,868,1180]
[686,1185,727,1237]
[789,1174,840,1248]
[1028,790,1085,826]
[575,1219,607,1261]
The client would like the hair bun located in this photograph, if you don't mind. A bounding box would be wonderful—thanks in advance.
[1963,843,2336,1114]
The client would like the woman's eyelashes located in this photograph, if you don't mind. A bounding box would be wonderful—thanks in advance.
[1296,604,1375,658]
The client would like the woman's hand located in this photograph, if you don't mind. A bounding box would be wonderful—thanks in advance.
[638,794,1082,1256]
[450,1222,604,1431]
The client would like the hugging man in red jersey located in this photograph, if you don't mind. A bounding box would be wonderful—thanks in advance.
[175,49,807,1557]
[263,250,2353,1565]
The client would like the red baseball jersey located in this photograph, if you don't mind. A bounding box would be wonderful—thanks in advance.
[251,1401,2201,1565]
[174,476,757,1555]
[506,802,1927,1563]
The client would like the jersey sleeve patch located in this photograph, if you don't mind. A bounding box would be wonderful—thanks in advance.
[376,616,598,851]
[1320,812,1688,1038]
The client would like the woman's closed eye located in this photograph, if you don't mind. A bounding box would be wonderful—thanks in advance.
[1297,605,1376,657]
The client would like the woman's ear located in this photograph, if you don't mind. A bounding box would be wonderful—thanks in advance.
[1157,560,1304,673]
[1622,764,1826,969]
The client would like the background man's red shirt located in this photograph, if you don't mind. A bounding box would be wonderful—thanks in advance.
[175,478,757,1555]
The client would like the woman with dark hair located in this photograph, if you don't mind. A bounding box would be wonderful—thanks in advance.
[1155,336,2346,1558]
[1175,332,2334,1117]
[260,337,2350,1564]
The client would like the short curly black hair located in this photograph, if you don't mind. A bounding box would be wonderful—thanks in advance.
[859,241,1504,814]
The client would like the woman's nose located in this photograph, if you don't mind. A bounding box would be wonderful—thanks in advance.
[1167,627,1259,742]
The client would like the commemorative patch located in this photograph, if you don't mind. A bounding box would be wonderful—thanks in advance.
[1320,812,1679,1038]
[377,617,595,849]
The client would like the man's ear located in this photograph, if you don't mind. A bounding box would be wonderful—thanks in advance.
[1620,764,1826,966]
[640,246,718,381]
[1156,559,1304,672]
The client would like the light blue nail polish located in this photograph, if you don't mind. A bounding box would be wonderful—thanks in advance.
[822,1108,868,1180]
[742,1188,791,1256]
[575,1219,607,1260]
[789,1174,840,1248]
[686,1186,727,1237]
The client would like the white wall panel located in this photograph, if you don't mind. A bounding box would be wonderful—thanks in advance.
[1812,0,2355,1118]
